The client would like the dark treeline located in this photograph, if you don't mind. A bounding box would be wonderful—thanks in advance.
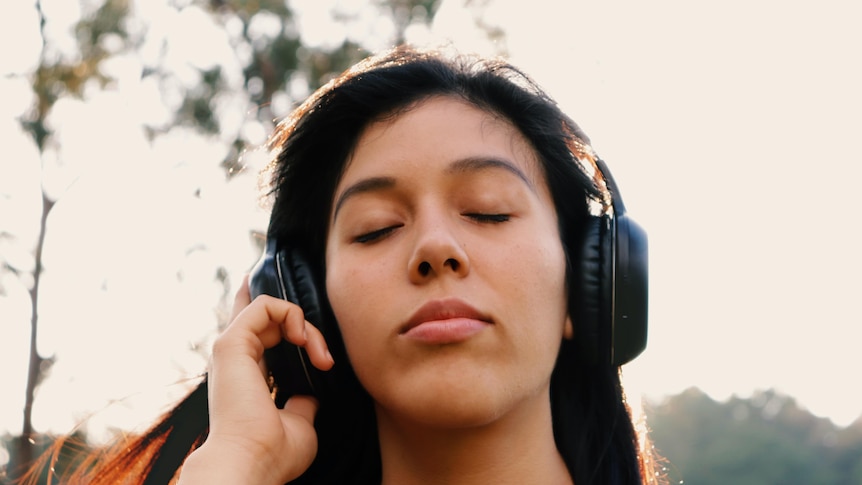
[646,388,862,485]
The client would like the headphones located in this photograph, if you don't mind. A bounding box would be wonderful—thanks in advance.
[249,159,647,400]
[576,159,648,366]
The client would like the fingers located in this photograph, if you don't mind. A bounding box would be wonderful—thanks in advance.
[224,276,332,369]
[213,296,332,381]
[195,281,331,484]
[208,295,309,432]
[302,323,334,371]
[209,283,334,421]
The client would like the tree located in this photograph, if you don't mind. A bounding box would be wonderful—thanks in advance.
[646,388,862,484]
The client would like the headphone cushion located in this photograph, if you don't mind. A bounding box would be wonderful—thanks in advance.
[576,215,608,364]
[280,247,324,329]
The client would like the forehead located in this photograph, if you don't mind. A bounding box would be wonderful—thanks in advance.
[340,96,545,186]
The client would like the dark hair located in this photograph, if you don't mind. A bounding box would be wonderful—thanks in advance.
[36,45,659,485]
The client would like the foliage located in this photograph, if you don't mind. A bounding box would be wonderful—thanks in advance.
[646,388,862,485]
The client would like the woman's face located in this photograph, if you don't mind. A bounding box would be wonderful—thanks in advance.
[325,96,572,428]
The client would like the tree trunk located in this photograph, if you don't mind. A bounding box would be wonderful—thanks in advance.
[12,191,54,481]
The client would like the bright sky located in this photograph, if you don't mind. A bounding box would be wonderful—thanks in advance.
[1,0,861,455]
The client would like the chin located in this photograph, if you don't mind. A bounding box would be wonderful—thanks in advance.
[380,390,511,430]
[371,370,550,431]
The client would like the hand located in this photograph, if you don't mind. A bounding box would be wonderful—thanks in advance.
[178,275,334,484]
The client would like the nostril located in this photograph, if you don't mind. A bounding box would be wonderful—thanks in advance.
[419,261,431,276]
[445,258,460,271]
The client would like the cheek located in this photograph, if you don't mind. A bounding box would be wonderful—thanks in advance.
[504,229,567,291]
[326,261,365,332]
[503,238,570,335]
[325,258,392,364]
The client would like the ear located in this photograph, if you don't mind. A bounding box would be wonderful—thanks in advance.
[562,314,574,340]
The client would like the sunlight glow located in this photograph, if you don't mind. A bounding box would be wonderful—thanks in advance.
[2,0,861,441]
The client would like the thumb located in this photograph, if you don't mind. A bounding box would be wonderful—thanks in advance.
[277,395,321,480]
[282,395,319,426]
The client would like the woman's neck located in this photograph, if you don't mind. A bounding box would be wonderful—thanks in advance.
[374,389,573,485]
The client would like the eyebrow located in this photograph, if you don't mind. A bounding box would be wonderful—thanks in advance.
[333,176,397,220]
[332,156,535,220]
[445,156,534,191]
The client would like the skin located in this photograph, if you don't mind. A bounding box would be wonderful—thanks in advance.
[326,96,573,484]
[179,96,575,484]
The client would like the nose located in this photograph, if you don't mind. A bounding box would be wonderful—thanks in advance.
[408,215,470,283]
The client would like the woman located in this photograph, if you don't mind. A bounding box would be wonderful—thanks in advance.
[45,45,656,484]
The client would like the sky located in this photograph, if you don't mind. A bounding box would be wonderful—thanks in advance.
[1,0,861,453]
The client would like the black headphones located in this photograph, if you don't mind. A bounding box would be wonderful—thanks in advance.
[576,159,648,366]
[249,159,647,399]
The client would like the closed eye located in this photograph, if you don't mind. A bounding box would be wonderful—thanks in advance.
[465,213,510,223]
[355,225,402,243]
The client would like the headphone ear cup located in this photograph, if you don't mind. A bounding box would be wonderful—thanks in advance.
[250,240,327,404]
[574,212,649,366]
[610,214,648,366]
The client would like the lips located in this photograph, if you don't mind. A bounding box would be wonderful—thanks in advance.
[400,298,493,344]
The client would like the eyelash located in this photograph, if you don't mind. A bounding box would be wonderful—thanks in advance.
[354,214,510,244]
[466,213,511,223]
[355,225,402,243]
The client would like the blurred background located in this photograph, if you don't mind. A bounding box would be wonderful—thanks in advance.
[1,0,860,483]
